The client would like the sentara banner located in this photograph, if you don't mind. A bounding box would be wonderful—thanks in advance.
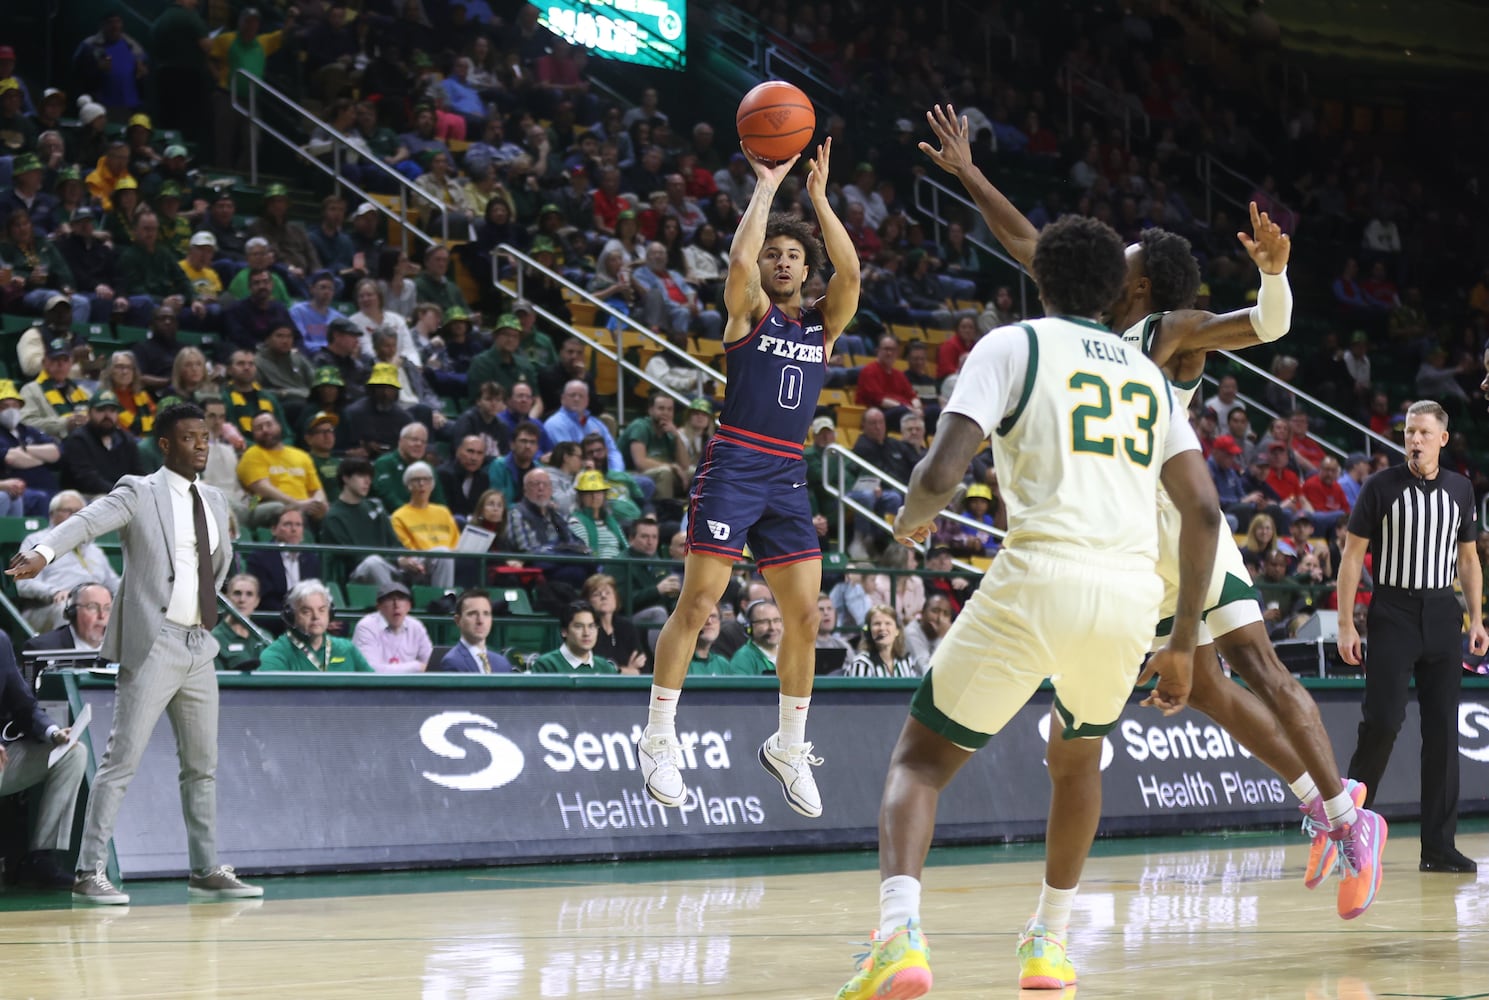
[71,680,1489,877]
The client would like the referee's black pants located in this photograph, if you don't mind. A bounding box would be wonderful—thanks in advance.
[1347,588,1463,854]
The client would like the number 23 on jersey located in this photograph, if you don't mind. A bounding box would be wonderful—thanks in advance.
[1067,371,1159,466]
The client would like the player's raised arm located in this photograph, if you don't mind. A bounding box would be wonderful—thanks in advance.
[804,138,860,346]
[723,148,800,340]
[921,104,1039,271]
[1153,201,1293,360]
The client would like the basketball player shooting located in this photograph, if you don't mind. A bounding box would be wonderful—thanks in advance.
[636,138,860,818]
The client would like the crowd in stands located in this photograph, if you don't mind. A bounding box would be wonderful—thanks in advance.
[0,0,1486,676]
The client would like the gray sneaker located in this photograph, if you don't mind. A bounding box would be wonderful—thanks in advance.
[73,866,130,905]
[188,865,264,899]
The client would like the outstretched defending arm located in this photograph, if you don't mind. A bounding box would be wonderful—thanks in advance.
[921,104,1039,271]
[723,148,800,341]
[806,138,861,349]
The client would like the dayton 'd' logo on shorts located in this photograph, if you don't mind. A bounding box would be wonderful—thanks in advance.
[706,520,731,541]
[419,712,526,790]
[1458,703,1489,762]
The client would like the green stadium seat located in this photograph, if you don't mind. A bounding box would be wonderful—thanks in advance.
[345,583,378,609]
[0,516,45,545]
[494,586,537,615]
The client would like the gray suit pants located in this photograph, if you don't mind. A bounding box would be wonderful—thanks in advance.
[0,738,86,851]
[78,622,220,873]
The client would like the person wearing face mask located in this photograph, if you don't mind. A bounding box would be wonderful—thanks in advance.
[0,378,62,516]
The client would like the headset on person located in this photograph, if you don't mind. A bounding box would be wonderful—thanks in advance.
[63,581,99,625]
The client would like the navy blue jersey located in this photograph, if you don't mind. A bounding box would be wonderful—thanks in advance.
[716,303,828,458]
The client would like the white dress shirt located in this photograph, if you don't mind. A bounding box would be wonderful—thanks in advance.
[164,469,220,627]
[559,644,599,670]
[282,551,301,591]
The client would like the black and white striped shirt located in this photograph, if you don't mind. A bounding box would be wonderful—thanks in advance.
[1347,465,1476,590]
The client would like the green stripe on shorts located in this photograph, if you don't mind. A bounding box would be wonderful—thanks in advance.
[910,671,994,750]
[1155,573,1256,638]
[1052,694,1119,739]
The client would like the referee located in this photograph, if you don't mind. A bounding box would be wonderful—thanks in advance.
[1336,400,1488,874]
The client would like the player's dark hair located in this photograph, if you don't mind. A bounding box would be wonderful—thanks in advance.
[1139,228,1202,312]
[155,401,205,442]
[764,213,825,275]
[1030,216,1126,318]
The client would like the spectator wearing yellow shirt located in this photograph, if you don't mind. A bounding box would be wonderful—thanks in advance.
[236,411,328,527]
[391,461,458,591]
[179,231,224,303]
[209,6,296,168]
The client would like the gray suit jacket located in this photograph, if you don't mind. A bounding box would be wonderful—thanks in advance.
[26,469,232,668]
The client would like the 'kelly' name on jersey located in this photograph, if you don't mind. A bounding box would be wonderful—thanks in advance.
[755,334,825,363]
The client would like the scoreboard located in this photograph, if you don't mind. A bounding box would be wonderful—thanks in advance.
[541,0,686,70]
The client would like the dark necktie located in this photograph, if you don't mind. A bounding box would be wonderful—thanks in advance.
[190,483,218,628]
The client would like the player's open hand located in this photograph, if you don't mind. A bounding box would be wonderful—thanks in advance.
[1237,200,1291,275]
[805,137,832,201]
[1139,646,1193,716]
[920,104,973,177]
[6,550,44,580]
[891,508,932,548]
[741,144,800,186]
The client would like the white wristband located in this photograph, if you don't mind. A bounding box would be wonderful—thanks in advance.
[1248,267,1293,343]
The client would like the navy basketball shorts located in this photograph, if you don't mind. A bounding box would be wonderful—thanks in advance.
[686,439,822,569]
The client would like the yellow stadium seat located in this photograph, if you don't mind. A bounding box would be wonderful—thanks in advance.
[567,300,598,326]
[923,327,951,345]
[888,323,923,340]
[692,339,725,359]
[836,403,865,431]
[969,555,995,572]
[953,299,983,313]
[819,388,851,407]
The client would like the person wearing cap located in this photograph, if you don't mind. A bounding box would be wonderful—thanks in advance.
[352,579,433,674]
[619,390,691,501]
[151,182,193,257]
[248,182,319,278]
[0,76,35,155]
[0,210,87,319]
[18,339,89,441]
[0,378,59,515]
[295,408,337,486]
[1262,437,1313,530]
[299,366,347,439]
[15,295,82,381]
[713,152,756,213]
[259,579,372,673]
[1205,433,1253,532]
[0,153,56,237]
[368,328,444,432]
[178,230,224,306]
[59,387,142,498]
[311,316,372,404]
[46,166,89,234]
[677,396,715,470]
[568,468,627,559]
[223,267,295,358]
[102,174,143,248]
[347,200,385,267]
[124,114,163,180]
[467,314,536,401]
[335,362,413,457]
[390,460,459,590]
[149,0,211,140]
[209,6,296,167]
[0,45,33,115]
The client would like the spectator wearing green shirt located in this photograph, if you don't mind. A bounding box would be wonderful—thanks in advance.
[226,238,293,304]
[321,456,427,586]
[620,390,691,500]
[118,212,207,326]
[1,209,87,317]
[149,0,212,142]
[580,433,646,523]
[373,422,448,511]
[686,604,733,675]
[259,579,373,672]
[212,573,270,671]
[512,299,557,368]
[803,415,843,538]
[728,599,783,676]
[210,6,296,168]
[467,314,535,401]
[527,601,619,673]
[412,244,469,314]
[614,515,680,622]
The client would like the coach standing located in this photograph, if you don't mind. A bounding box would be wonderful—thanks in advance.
[1336,400,1488,874]
[6,403,264,904]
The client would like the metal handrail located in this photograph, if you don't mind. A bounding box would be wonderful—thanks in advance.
[229,70,449,252]
[1196,153,1297,232]
[1213,349,1404,456]
[495,242,726,392]
[913,174,1033,320]
[823,442,1002,573]
[762,44,840,118]
[1063,66,1150,148]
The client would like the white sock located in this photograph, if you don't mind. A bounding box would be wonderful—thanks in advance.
[1033,882,1078,939]
[778,694,810,744]
[1323,788,1358,829]
[1288,772,1319,807]
[646,685,681,737]
[879,875,921,936]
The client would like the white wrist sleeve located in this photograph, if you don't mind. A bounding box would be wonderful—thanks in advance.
[1248,267,1292,343]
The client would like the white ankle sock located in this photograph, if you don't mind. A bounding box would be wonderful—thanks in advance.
[879,875,921,936]
[778,694,810,744]
[1288,772,1319,806]
[647,685,681,737]
[1033,882,1078,939]
[1323,788,1358,828]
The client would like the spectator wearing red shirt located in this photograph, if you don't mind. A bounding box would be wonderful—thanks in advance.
[1300,455,1349,535]
[937,315,981,379]
[1287,409,1325,474]
[1263,440,1312,529]
[856,334,921,430]
[591,166,629,236]
[843,201,881,264]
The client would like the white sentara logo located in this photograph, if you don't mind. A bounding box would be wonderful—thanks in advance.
[706,519,731,541]
[1458,703,1489,762]
[420,712,526,790]
[1038,713,1115,771]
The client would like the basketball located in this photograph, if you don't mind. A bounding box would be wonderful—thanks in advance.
[736,81,816,163]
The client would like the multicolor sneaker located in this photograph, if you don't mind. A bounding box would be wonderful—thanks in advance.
[1302,779,1369,889]
[758,734,823,818]
[1332,808,1388,920]
[1017,922,1078,990]
[835,921,931,1000]
[638,729,687,807]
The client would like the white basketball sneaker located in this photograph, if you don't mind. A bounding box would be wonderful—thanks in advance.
[638,728,688,806]
[758,733,824,818]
